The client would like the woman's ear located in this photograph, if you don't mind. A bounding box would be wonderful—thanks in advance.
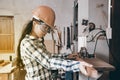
[33,21,36,26]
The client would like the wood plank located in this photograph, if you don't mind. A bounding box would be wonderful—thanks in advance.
[83,58,115,71]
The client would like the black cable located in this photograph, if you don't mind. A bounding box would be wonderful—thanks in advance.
[93,31,118,66]
[86,28,117,64]
[93,34,103,56]
[104,33,119,65]
[87,30,105,42]
[86,29,106,56]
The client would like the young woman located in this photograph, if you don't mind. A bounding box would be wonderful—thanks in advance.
[16,5,93,80]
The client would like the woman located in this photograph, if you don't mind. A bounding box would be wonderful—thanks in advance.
[16,5,93,80]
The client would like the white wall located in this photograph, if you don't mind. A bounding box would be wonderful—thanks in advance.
[0,0,74,60]
[89,0,108,29]
[78,0,89,36]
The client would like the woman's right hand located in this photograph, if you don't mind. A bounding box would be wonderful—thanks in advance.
[79,61,93,76]
[79,61,99,78]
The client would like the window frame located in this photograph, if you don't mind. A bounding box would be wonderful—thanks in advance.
[0,16,14,53]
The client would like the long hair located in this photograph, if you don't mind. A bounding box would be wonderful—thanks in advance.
[16,20,33,68]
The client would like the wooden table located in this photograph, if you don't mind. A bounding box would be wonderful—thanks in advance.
[83,58,115,72]
[76,58,115,80]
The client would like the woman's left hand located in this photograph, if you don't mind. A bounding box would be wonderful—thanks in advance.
[67,53,78,60]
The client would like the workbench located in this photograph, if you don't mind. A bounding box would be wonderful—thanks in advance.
[83,58,115,71]
[78,58,115,80]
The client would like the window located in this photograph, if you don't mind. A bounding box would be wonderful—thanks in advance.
[0,16,14,53]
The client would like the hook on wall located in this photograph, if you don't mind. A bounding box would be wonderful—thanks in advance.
[96,3,104,8]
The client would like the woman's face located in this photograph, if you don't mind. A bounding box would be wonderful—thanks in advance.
[31,21,50,38]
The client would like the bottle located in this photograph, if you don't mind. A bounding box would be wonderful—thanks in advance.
[80,47,88,58]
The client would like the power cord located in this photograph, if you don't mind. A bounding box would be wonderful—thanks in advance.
[91,29,118,65]
[87,29,105,42]
[104,33,119,65]
[93,34,104,55]
[86,29,105,55]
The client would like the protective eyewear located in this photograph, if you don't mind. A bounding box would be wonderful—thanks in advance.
[33,18,51,33]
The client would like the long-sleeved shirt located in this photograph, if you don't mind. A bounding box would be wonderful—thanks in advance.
[20,35,81,80]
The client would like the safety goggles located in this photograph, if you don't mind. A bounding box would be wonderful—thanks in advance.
[33,18,51,33]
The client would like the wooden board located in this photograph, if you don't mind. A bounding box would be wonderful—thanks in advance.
[0,61,10,67]
[83,58,115,71]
